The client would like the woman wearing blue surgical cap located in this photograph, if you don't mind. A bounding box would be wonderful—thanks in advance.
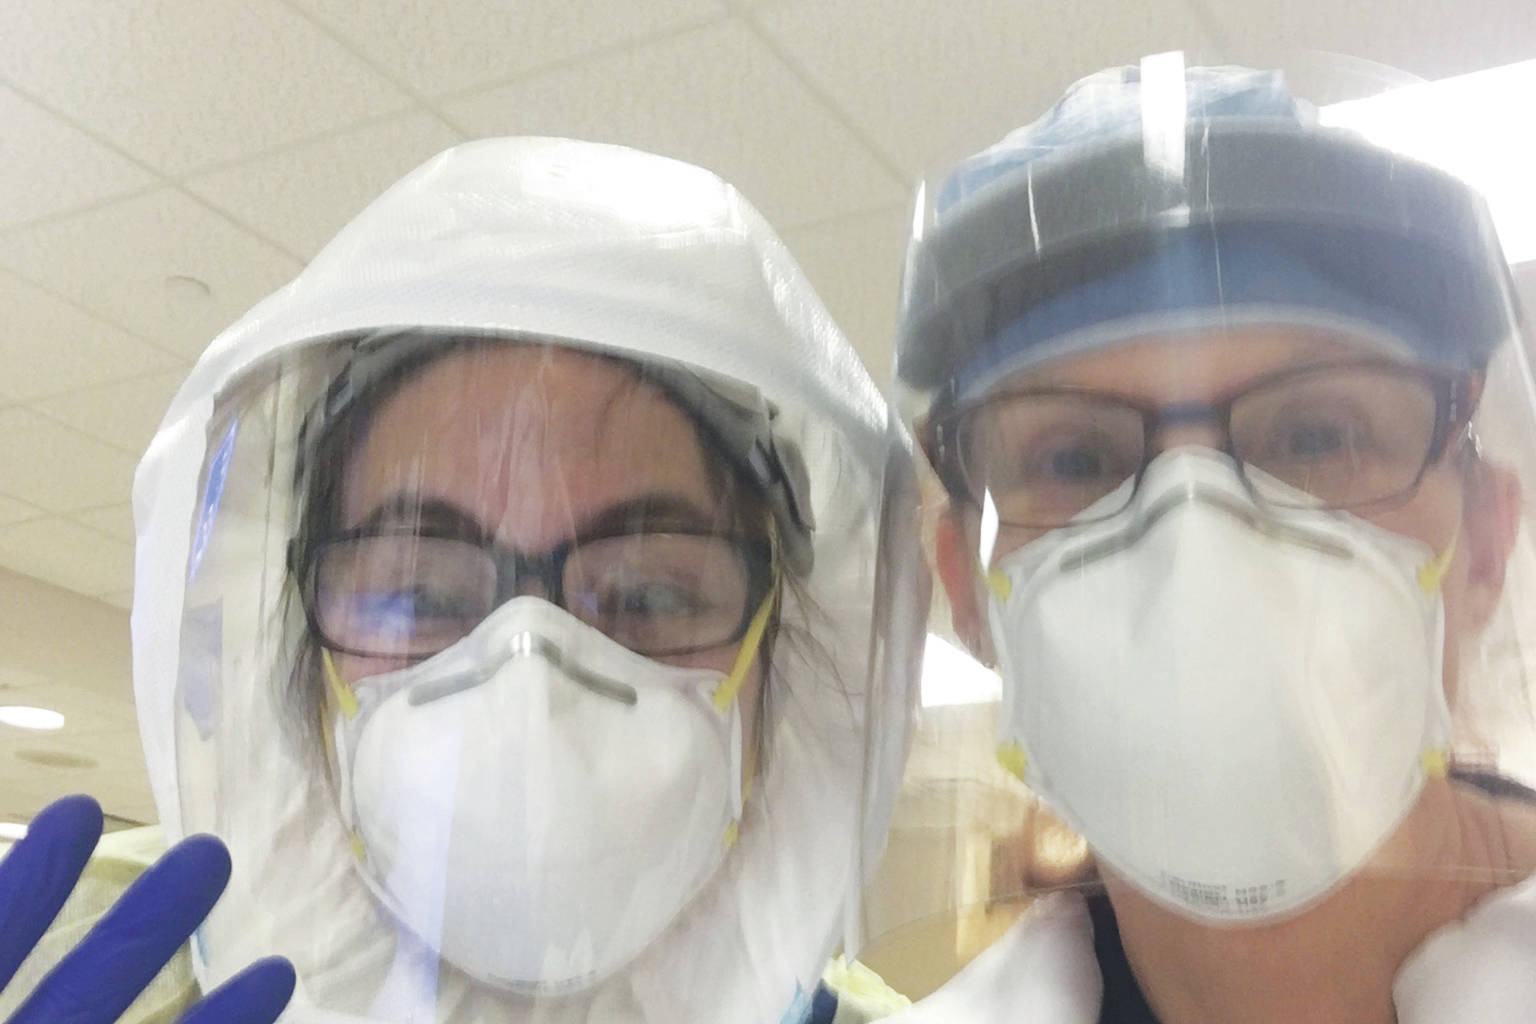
[877,59,1536,1023]
[126,137,924,1024]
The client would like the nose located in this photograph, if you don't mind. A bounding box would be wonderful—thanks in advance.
[1151,423,1226,453]
[1146,403,1226,455]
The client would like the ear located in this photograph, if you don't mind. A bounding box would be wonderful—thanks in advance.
[935,506,996,665]
[1460,458,1522,633]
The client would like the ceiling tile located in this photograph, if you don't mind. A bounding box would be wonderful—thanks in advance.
[0,85,155,230]
[0,667,50,691]
[0,272,183,402]
[441,21,908,229]
[0,729,152,821]
[185,112,465,258]
[754,0,1222,176]
[0,518,135,596]
[0,411,140,513]
[0,0,414,175]
[32,371,188,457]
[782,205,908,382]
[0,497,42,528]
[98,590,135,612]
[0,189,303,359]
[290,0,726,98]
[68,505,137,545]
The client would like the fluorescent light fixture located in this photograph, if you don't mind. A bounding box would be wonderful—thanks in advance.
[1321,60,1536,264]
[0,822,26,841]
[0,705,65,731]
[920,633,1002,707]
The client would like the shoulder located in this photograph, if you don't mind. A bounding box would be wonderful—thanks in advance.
[1396,872,1536,1022]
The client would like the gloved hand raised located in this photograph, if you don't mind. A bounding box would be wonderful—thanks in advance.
[0,795,295,1024]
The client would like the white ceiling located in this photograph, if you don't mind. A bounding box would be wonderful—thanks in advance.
[1,0,1533,827]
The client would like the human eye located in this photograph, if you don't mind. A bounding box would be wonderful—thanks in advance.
[987,426,1138,496]
[347,584,480,632]
[593,578,708,622]
[1033,433,1131,482]
[321,535,493,655]
[564,533,751,653]
[1259,407,1370,463]
[344,589,419,638]
[973,398,1142,492]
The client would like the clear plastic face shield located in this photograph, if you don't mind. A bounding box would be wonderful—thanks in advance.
[131,139,925,1023]
[872,54,1536,1009]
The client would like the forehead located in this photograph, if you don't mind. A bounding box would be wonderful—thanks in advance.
[994,327,1408,401]
[340,345,717,543]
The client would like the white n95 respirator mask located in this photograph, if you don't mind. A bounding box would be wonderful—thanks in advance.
[987,449,1454,922]
[322,595,758,993]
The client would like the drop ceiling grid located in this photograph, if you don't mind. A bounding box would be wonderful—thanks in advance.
[0,0,418,176]
[275,0,736,101]
[0,2,905,604]
[437,19,911,231]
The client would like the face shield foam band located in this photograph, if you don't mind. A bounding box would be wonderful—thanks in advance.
[898,125,1516,399]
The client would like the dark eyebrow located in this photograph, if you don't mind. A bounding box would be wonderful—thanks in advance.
[351,492,727,547]
[353,496,488,542]
[574,493,728,540]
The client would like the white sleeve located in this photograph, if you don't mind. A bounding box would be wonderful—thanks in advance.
[1395,873,1536,1023]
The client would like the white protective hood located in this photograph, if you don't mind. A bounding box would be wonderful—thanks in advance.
[131,137,925,1023]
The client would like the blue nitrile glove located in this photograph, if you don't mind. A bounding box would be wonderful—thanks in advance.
[0,794,295,1024]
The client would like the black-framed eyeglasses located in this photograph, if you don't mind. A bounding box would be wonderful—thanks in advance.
[926,360,1477,530]
[294,526,775,662]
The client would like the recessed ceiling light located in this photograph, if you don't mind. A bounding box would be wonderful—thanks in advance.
[0,706,64,731]
[0,822,26,841]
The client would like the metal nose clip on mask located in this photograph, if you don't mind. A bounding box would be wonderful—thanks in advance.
[323,595,767,992]
[986,449,1455,922]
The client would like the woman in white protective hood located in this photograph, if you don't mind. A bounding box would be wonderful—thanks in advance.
[131,137,925,1023]
[876,58,1536,1023]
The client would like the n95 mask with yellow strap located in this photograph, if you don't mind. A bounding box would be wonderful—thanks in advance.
[987,449,1453,922]
[324,594,768,994]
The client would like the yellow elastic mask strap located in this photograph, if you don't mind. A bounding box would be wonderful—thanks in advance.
[712,581,779,713]
[321,648,360,720]
[996,741,1029,782]
[1417,528,1459,595]
[977,553,1013,602]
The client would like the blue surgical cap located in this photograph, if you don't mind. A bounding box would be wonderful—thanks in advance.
[901,64,1515,402]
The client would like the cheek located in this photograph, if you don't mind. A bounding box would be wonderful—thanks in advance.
[1361,465,1469,691]
[331,651,408,686]
[1364,466,1464,566]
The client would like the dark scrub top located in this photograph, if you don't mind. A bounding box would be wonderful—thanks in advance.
[808,982,839,1024]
